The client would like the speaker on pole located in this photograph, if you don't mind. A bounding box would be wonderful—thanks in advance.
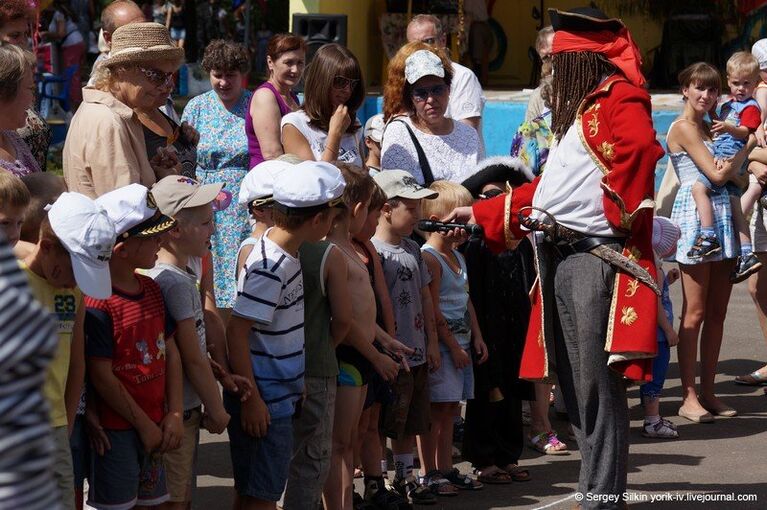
[292,13,348,63]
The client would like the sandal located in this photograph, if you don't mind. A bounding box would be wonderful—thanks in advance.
[529,431,569,455]
[442,468,483,490]
[475,466,512,485]
[422,470,458,497]
[734,370,767,386]
[501,464,532,482]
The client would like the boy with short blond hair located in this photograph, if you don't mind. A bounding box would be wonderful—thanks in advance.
[148,175,233,509]
[0,171,31,246]
[20,192,117,510]
[372,170,441,505]
[226,161,346,510]
[86,184,184,510]
[420,180,488,493]
[691,51,763,281]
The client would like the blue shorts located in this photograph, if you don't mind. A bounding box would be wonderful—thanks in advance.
[170,28,186,41]
[88,429,168,510]
[429,346,475,403]
[70,414,89,488]
[224,392,294,501]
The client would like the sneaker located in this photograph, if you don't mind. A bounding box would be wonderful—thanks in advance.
[393,475,437,506]
[687,233,721,259]
[730,252,763,283]
[642,417,679,439]
[365,478,412,510]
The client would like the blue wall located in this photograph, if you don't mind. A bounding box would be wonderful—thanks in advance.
[361,96,681,190]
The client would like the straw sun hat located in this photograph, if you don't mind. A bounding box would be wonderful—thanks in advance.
[105,22,184,68]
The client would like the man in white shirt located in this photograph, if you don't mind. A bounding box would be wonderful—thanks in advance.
[406,14,485,153]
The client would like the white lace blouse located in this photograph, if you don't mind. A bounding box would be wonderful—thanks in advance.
[380,116,480,184]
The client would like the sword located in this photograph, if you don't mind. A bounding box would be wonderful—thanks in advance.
[518,207,661,296]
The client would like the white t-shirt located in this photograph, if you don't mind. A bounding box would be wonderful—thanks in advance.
[50,11,84,47]
[281,110,362,166]
[445,62,485,155]
[532,123,619,237]
[380,116,480,184]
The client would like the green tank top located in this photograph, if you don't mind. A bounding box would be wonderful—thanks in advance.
[299,241,339,378]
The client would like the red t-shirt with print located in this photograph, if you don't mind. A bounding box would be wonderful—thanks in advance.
[84,274,176,430]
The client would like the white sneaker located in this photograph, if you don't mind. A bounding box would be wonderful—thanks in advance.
[642,417,679,439]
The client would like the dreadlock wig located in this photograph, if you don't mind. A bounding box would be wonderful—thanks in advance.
[550,51,616,140]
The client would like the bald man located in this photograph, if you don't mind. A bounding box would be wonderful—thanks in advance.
[406,14,485,154]
[88,0,145,84]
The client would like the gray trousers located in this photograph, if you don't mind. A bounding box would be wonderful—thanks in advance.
[539,240,629,509]
[283,376,337,510]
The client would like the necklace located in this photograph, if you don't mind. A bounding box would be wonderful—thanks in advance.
[336,240,368,272]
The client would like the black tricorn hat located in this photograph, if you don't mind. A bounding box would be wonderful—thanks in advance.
[548,7,624,33]
[461,156,534,198]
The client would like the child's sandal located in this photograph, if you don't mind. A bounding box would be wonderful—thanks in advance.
[529,431,569,455]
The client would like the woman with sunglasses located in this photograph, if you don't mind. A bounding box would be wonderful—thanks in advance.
[63,22,184,198]
[281,43,365,165]
[381,43,480,185]
[181,39,253,314]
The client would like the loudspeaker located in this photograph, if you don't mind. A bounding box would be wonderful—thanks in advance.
[292,13,348,63]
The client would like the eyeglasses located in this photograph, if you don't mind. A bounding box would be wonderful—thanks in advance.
[332,75,359,91]
[411,84,448,102]
[138,66,175,88]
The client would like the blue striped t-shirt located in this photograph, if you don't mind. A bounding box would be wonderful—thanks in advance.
[232,231,304,419]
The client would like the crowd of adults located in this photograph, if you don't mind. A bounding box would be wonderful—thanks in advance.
[5,1,767,509]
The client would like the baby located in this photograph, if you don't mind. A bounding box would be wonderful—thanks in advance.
[690,51,762,282]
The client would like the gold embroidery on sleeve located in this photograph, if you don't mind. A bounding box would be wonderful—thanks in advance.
[620,306,638,326]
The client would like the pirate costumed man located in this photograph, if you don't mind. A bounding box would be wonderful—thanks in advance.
[450,7,664,506]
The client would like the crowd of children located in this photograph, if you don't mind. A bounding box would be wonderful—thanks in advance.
[0,102,703,509]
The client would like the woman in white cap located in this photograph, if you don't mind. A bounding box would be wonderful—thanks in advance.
[380,42,480,185]
[63,22,184,198]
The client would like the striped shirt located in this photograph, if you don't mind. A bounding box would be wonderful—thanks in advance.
[0,236,60,510]
[232,231,304,419]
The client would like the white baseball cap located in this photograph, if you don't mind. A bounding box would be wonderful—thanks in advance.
[239,160,295,207]
[753,39,767,70]
[405,49,445,84]
[273,161,346,213]
[364,114,385,143]
[47,192,117,299]
[96,183,176,239]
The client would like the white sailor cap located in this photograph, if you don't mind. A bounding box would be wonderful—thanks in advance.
[272,161,346,214]
[239,160,294,207]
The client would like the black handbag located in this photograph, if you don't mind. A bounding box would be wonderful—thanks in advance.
[387,117,435,186]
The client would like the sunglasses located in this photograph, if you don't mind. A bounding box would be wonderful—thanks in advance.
[411,84,448,102]
[138,66,175,88]
[332,75,359,91]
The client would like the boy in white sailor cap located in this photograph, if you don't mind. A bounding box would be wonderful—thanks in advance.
[236,159,295,279]
[226,161,345,508]
[19,192,117,508]
[85,183,183,510]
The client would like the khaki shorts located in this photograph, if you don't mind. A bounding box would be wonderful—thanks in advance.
[164,407,202,502]
[53,425,76,510]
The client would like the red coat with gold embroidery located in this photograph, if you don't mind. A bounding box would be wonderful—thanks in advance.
[472,75,665,383]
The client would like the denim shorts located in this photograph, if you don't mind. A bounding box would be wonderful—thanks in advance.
[69,414,89,488]
[429,346,475,402]
[224,392,294,501]
[88,429,168,510]
[170,27,186,41]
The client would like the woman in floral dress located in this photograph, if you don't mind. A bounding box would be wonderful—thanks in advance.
[182,40,252,313]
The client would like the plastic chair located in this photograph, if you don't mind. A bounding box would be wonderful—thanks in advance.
[37,64,79,113]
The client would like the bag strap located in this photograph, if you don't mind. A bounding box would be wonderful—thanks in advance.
[388,117,435,186]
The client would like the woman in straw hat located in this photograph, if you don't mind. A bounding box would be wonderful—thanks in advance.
[63,22,184,198]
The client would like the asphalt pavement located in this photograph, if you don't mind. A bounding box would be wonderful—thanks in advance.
[195,282,767,510]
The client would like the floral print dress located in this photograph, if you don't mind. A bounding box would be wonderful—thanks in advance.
[182,89,253,308]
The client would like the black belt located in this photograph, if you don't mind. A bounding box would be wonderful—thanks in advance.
[555,235,626,256]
